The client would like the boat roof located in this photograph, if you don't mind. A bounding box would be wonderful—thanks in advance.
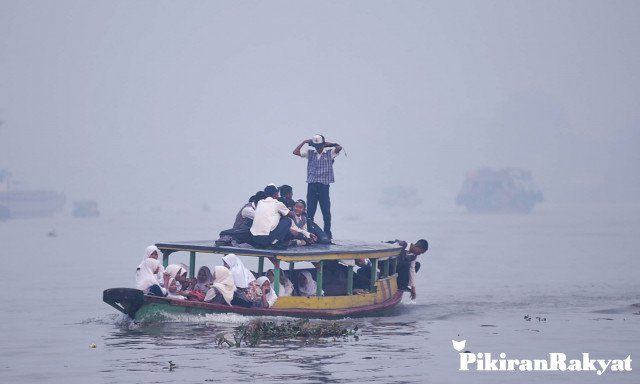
[155,240,402,262]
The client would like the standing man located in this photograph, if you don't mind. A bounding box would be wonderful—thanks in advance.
[293,135,342,239]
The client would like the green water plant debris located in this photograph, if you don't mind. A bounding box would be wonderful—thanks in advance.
[216,319,359,347]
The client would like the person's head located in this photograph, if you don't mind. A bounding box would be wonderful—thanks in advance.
[168,278,178,294]
[279,185,293,199]
[251,191,266,204]
[145,245,161,260]
[257,276,271,292]
[355,258,367,267]
[311,134,326,152]
[197,266,212,283]
[298,272,308,285]
[177,269,188,283]
[293,199,306,216]
[266,269,275,283]
[264,185,279,199]
[222,253,238,269]
[411,239,429,255]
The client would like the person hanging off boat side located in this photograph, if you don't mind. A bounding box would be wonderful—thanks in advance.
[391,239,429,300]
[293,135,342,240]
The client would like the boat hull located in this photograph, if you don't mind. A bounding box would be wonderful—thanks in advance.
[104,275,404,320]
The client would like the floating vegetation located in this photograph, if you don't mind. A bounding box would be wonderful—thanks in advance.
[215,319,359,348]
[524,314,546,322]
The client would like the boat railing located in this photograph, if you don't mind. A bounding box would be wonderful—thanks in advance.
[155,243,401,296]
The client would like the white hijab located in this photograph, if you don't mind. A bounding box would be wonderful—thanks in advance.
[136,258,163,292]
[267,269,293,297]
[205,266,237,305]
[165,264,187,290]
[298,271,317,296]
[166,278,186,300]
[165,264,186,279]
[256,276,277,307]
[142,245,165,284]
[194,266,213,293]
[222,253,256,288]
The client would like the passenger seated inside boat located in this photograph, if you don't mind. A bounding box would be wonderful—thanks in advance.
[320,260,349,296]
[165,264,192,294]
[266,268,294,297]
[296,270,318,297]
[167,278,187,300]
[142,245,164,285]
[193,266,213,293]
[222,253,256,289]
[203,266,236,306]
[352,258,370,290]
[135,258,167,297]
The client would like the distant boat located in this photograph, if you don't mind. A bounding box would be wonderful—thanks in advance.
[456,168,543,213]
[72,200,99,218]
[0,170,66,219]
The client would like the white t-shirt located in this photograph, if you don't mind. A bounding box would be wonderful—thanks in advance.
[250,197,290,236]
[300,147,339,159]
[241,203,256,219]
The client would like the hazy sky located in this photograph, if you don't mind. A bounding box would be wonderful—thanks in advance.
[1,1,639,213]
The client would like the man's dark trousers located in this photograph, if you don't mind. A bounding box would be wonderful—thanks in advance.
[306,182,331,238]
[252,217,293,248]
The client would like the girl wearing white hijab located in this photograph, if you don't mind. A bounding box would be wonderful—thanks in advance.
[255,276,278,308]
[204,266,236,306]
[193,266,214,293]
[166,278,187,300]
[142,245,165,285]
[165,264,187,286]
[266,269,294,297]
[297,270,318,297]
[136,258,167,297]
[222,253,256,289]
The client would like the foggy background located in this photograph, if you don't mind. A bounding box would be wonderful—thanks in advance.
[1,0,639,218]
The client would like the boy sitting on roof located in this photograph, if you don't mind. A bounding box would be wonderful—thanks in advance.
[278,184,296,210]
[250,185,315,249]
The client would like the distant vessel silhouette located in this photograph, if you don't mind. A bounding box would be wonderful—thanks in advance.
[456,168,543,213]
[0,169,66,219]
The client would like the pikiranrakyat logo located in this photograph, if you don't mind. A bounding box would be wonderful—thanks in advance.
[451,340,632,375]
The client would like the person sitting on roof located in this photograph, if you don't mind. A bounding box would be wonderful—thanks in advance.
[233,191,266,230]
[222,253,256,289]
[289,199,317,246]
[278,184,296,209]
[166,278,187,300]
[136,258,167,297]
[295,270,319,297]
[266,268,294,297]
[251,185,314,249]
[204,266,236,306]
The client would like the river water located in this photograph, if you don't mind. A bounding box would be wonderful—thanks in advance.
[1,204,638,383]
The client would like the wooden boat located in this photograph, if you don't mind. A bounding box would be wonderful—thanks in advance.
[103,240,405,320]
